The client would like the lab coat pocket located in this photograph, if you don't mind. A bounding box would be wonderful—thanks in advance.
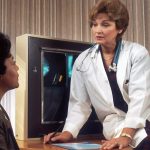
[123,79,129,94]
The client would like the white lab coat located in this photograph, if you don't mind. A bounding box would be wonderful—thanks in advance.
[63,40,150,147]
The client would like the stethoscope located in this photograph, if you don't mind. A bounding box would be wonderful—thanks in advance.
[108,39,122,72]
[76,39,122,72]
[76,43,97,72]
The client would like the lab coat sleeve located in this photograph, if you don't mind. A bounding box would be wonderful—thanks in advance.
[63,57,92,138]
[124,46,150,128]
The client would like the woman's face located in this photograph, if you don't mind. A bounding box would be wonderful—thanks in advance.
[91,13,122,46]
[0,55,19,91]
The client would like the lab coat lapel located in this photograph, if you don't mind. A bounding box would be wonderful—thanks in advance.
[90,45,108,82]
[117,45,130,94]
[92,51,114,105]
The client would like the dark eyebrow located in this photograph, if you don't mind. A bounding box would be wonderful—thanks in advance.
[92,19,112,22]
[102,19,112,22]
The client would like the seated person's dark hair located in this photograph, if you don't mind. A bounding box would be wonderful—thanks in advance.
[0,32,11,75]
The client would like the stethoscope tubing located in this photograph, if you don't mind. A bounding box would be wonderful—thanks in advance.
[76,39,122,72]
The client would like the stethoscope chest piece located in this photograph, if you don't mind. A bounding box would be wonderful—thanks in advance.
[108,63,117,72]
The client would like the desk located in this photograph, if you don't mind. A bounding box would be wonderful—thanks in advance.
[17,139,65,150]
[17,136,102,150]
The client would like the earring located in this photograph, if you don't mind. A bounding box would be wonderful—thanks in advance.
[119,29,123,34]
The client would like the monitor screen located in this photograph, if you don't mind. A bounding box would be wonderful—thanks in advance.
[41,50,78,124]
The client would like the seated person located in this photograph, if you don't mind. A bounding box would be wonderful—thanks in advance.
[0,32,19,150]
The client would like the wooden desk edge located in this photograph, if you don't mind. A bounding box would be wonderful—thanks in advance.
[17,135,103,150]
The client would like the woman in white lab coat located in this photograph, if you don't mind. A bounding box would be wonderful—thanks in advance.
[44,0,150,149]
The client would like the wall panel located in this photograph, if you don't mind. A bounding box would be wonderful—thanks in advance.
[0,0,149,54]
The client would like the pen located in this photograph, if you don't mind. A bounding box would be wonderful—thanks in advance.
[49,123,64,143]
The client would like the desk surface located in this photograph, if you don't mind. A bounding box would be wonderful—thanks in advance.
[17,136,102,150]
[17,139,65,150]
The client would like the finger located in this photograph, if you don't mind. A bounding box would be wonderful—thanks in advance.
[43,135,47,144]
[53,132,61,137]
[51,134,62,142]
[101,142,107,148]
[43,135,50,144]
[103,142,118,150]
[101,140,107,144]
[101,142,109,149]
[101,141,110,147]
[119,144,123,149]
[43,132,55,144]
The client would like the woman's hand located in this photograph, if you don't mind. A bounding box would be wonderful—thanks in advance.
[100,136,132,150]
[43,131,73,144]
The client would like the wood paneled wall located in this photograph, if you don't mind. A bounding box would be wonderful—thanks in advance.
[0,0,150,55]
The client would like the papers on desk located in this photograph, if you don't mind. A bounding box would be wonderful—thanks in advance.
[52,142,101,150]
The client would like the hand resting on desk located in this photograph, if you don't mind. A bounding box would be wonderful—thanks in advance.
[100,139,133,150]
[43,131,73,144]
